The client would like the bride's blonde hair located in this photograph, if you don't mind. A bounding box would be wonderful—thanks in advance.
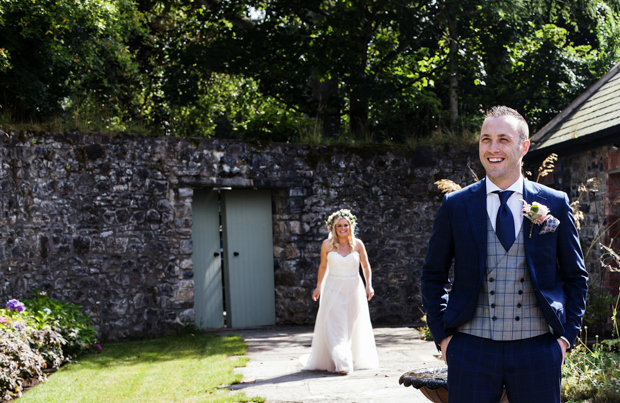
[325,209,357,252]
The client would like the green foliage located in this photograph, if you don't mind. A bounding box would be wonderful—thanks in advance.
[0,293,99,400]
[422,326,434,342]
[23,291,98,356]
[0,0,143,120]
[584,274,616,336]
[562,292,620,403]
[0,328,47,401]
[1,0,620,139]
[562,338,620,403]
[417,315,435,341]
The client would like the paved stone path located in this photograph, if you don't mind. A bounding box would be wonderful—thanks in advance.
[222,326,443,403]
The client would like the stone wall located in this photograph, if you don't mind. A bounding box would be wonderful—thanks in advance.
[525,147,620,271]
[562,147,609,272]
[0,132,481,340]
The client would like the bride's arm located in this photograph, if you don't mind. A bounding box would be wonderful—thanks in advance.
[356,240,374,301]
[312,240,331,301]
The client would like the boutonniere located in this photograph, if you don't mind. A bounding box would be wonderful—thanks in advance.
[521,200,560,238]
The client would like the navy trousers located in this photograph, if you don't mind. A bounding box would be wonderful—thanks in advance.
[446,332,563,403]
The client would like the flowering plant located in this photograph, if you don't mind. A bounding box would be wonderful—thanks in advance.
[521,200,556,238]
[325,209,357,231]
[6,299,25,312]
[0,293,100,399]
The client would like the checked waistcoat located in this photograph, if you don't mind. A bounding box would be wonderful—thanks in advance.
[458,218,548,340]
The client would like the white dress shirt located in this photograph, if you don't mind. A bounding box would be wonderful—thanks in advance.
[485,176,524,237]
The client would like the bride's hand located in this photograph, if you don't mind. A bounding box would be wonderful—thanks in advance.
[312,287,321,301]
[366,285,374,301]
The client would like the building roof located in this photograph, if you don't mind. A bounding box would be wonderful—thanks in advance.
[529,61,620,155]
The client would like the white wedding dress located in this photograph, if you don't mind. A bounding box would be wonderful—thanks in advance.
[301,251,379,373]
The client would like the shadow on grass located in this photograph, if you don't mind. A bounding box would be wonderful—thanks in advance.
[77,333,246,369]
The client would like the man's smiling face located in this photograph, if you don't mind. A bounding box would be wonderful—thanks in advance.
[479,115,530,189]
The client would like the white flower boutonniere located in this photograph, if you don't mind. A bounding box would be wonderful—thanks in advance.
[521,200,560,238]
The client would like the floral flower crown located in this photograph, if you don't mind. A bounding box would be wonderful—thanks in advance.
[325,209,357,231]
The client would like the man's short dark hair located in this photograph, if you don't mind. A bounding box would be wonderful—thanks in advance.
[484,106,529,142]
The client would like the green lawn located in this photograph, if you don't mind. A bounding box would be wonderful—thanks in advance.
[19,332,263,403]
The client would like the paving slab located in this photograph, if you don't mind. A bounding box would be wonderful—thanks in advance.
[220,326,443,403]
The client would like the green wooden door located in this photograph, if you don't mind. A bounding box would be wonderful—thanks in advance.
[222,189,276,328]
[192,190,224,329]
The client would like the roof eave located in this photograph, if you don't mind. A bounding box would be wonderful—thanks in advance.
[530,61,620,148]
[527,125,620,159]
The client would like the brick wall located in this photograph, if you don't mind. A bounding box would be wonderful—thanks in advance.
[603,148,620,295]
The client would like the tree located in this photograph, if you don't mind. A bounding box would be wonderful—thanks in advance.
[0,0,142,121]
[1,0,619,140]
[194,1,444,137]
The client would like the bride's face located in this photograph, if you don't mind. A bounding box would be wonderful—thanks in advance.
[334,218,350,238]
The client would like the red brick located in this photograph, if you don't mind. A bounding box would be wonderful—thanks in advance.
[605,149,620,172]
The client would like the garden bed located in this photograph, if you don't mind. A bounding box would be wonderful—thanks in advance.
[0,292,99,401]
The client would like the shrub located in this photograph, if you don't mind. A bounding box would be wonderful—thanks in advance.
[562,333,620,402]
[29,327,67,370]
[562,376,597,402]
[594,382,620,403]
[0,292,99,400]
[0,329,46,401]
[23,291,97,358]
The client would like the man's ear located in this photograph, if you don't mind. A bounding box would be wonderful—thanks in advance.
[521,139,531,156]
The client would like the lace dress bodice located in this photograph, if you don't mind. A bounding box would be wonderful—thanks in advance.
[326,251,360,278]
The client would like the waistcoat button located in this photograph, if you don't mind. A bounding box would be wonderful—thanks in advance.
[518,290,523,295]
[492,316,497,321]
[517,303,522,308]
[491,303,496,308]
[490,291,495,295]
[515,316,520,321]
[489,278,494,282]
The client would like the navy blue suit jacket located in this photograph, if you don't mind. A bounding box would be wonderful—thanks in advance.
[421,178,588,348]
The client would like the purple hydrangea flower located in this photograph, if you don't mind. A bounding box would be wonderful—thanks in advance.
[94,344,102,351]
[6,299,25,312]
[42,308,52,315]
[14,324,24,330]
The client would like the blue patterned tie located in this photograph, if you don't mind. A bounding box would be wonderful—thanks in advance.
[494,190,515,251]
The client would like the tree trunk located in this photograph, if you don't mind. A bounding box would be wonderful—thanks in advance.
[448,15,459,127]
[349,90,368,137]
[310,75,340,138]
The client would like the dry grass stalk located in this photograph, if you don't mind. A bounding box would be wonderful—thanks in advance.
[536,153,558,182]
[435,179,462,194]
[468,165,479,183]
[587,177,602,192]
[570,201,584,230]
[600,243,620,273]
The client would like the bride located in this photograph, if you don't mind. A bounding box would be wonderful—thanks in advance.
[301,209,379,374]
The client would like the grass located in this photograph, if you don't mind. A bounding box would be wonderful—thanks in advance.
[1,112,480,148]
[18,332,264,403]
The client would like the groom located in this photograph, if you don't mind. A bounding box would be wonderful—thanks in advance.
[421,106,588,403]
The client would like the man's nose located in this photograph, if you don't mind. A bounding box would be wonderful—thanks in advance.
[489,140,501,152]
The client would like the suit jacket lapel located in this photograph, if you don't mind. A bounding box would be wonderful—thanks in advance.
[466,178,488,277]
[523,179,544,283]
